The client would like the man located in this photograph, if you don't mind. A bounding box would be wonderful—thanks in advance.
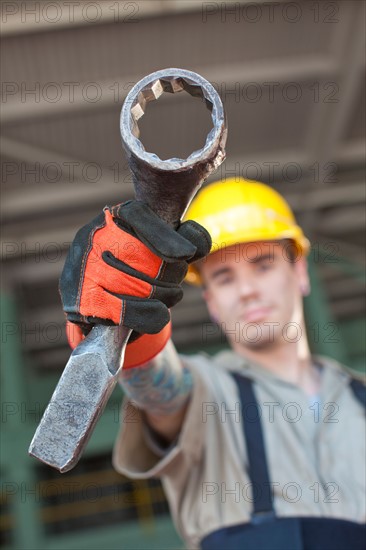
[61,178,365,549]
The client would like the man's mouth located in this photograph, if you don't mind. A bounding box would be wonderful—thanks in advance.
[241,306,272,323]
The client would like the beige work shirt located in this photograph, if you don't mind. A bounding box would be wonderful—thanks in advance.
[113,351,366,549]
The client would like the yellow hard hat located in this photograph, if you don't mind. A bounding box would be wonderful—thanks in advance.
[184,178,310,285]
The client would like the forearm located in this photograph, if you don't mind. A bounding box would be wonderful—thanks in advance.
[118,339,193,440]
[119,339,192,442]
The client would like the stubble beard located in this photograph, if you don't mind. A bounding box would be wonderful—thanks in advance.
[227,320,284,352]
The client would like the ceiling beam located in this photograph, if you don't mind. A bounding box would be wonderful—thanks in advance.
[1,57,339,124]
[0,137,134,221]
[0,1,287,37]
[304,2,365,163]
[2,139,365,224]
[0,1,175,37]
[316,204,365,234]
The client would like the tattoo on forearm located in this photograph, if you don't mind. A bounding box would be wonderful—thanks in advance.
[118,340,193,414]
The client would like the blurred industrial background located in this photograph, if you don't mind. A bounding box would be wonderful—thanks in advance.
[1,0,365,548]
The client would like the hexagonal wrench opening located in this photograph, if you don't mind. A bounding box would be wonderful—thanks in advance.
[128,75,216,163]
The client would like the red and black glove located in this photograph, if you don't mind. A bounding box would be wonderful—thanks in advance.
[60,200,211,364]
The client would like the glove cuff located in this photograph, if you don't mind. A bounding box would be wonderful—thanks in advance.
[66,321,85,350]
[66,320,171,369]
[123,322,172,368]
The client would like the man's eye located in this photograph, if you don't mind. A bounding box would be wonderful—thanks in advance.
[216,275,233,285]
[257,261,271,272]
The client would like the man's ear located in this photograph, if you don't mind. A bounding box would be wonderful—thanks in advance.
[295,256,310,296]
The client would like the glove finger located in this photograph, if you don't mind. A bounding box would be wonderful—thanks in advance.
[112,201,197,262]
[103,252,187,307]
[67,291,171,335]
[103,251,184,307]
[120,297,171,334]
[64,276,128,325]
[103,250,187,289]
[177,220,212,262]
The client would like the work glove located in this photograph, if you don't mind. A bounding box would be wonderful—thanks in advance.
[60,200,211,365]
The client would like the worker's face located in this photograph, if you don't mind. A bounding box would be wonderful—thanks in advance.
[201,241,309,350]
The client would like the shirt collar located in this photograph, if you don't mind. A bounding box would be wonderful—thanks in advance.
[212,349,351,398]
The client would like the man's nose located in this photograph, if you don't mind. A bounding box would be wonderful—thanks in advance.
[237,274,258,299]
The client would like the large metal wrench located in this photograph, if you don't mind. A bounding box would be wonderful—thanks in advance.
[28,68,227,472]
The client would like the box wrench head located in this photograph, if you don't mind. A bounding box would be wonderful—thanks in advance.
[120,68,227,226]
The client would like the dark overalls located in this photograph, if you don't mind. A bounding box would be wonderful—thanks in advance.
[201,373,366,550]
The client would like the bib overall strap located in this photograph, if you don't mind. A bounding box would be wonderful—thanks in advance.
[350,378,366,409]
[230,372,274,517]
